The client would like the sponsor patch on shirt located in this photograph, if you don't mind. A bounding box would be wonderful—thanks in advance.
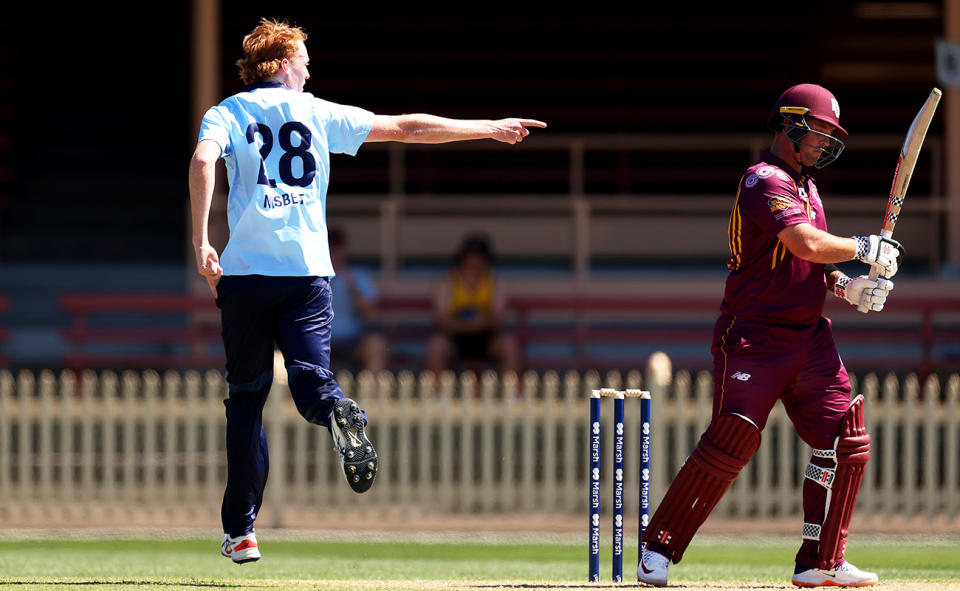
[768,196,795,212]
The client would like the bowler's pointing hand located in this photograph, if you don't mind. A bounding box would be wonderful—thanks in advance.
[490,118,547,144]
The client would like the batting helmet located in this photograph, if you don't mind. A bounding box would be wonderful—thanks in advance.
[767,83,847,168]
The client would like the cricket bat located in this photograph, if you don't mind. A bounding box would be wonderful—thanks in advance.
[858,87,942,312]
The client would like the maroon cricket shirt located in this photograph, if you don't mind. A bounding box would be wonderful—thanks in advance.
[722,150,829,328]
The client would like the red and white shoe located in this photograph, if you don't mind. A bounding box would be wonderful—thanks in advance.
[221,532,260,564]
[792,560,878,587]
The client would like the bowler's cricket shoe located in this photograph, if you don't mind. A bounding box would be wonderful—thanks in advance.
[330,397,378,493]
[792,560,878,587]
[220,532,260,564]
[637,547,669,587]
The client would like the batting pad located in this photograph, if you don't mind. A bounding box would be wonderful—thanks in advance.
[642,413,761,563]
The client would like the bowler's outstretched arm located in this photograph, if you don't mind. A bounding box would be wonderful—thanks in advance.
[366,114,546,144]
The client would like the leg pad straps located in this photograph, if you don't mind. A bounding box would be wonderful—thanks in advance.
[806,395,871,569]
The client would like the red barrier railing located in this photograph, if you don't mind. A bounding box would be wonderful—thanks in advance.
[510,294,960,373]
[58,292,960,373]
[60,294,223,372]
[509,295,717,370]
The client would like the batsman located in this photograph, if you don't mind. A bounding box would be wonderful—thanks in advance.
[637,84,903,588]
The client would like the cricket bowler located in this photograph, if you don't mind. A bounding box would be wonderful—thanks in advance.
[188,18,545,564]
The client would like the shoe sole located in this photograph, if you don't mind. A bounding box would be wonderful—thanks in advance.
[792,581,877,588]
[332,397,378,493]
[229,553,260,564]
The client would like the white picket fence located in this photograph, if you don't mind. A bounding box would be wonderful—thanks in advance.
[0,366,957,529]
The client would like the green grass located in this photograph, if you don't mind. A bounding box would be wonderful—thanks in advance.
[0,535,956,590]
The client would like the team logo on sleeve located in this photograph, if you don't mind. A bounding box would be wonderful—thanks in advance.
[746,166,789,189]
[756,166,775,178]
[768,196,794,212]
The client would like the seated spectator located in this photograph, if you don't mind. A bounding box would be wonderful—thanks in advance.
[426,234,519,373]
[329,227,388,373]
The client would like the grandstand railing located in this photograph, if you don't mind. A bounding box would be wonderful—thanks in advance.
[331,193,953,281]
[328,132,949,278]
[0,367,956,529]
[343,133,945,197]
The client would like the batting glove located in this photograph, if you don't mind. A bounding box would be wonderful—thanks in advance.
[834,274,894,313]
[853,235,904,278]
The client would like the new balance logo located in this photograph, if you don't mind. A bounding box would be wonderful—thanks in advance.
[730,371,752,381]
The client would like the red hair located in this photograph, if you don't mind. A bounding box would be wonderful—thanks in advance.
[236,18,307,85]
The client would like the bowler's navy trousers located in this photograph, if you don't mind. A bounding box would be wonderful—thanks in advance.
[216,275,344,537]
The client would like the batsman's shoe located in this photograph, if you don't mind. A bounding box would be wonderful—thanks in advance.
[331,397,378,493]
[637,548,669,587]
[792,560,878,587]
[220,532,260,564]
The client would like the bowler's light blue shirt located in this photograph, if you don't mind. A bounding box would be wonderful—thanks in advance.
[198,82,373,277]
